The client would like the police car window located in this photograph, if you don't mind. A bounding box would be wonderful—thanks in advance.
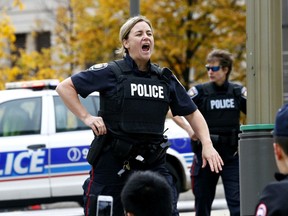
[0,97,41,137]
[54,95,99,132]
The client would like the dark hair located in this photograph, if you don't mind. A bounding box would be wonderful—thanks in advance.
[121,171,172,216]
[207,49,233,80]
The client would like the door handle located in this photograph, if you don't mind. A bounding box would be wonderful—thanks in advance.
[27,144,46,150]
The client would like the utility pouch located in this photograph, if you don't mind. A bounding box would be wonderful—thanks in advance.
[87,134,107,166]
[231,130,240,146]
[191,134,219,153]
[111,139,133,160]
[219,131,239,147]
[226,129,239,146]
[191,140,201,153]
[144,136,171,165]
[210,134,220,145]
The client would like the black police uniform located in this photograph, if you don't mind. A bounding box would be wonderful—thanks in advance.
[254,173,288,216]
[71,54,197,216]
[188,81,247,216]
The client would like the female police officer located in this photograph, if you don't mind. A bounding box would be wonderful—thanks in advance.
[56,15,223,216]
[186,49,246,216]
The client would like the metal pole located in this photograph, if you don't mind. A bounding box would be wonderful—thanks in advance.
[130,0,140,17]
[246,0,283,124]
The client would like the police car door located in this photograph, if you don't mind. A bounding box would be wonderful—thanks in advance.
[47,93,98,198]
[0,93,50,205]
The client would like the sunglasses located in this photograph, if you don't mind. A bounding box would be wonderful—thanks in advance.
[205,65,221,72]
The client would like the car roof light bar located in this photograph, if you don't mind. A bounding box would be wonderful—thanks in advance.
[5,79,60,90]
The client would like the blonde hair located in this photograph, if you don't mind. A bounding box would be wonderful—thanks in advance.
[115,15,153,56]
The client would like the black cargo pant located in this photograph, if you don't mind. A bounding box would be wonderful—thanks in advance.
[82,147,179,216]
[190,140,240,216]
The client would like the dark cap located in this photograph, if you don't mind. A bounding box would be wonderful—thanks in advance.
[274,103,288,137]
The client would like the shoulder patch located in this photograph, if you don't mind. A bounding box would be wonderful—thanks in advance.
[255,203,267,216]
[88,63,108,71]
[241,86,247,98]
[188,86,199,98]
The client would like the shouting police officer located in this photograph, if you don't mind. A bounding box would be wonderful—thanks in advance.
[187,49,247,216]
[56,16,223,216]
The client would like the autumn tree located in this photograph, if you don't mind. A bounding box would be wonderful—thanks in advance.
[142,0,246,89]
[73,0,130,68]
[51,0,97,77]
[6,0,122,79]
[0,0,246,90]
[0,0,24,89]
[72,0,246,89]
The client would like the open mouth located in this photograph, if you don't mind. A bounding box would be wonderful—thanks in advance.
[142,44,150,52]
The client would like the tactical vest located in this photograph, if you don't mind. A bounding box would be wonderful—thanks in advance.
[199,82,242,135]
[98,60,171,136]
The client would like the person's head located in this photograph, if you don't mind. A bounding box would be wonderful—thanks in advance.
[273,103,288,174]
[121,171,172,216]
[116,16,154,68]
[206,49,233,86]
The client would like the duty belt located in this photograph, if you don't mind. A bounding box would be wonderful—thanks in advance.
[114,135,170,176]
[211,134,239,146]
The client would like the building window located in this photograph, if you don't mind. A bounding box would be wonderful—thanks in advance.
[15,33,26,50]
[11,33,27,68]
[36,32,51,52]
[14,33,26,54]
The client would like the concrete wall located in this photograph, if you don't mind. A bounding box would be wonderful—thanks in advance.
[6,0,58,33]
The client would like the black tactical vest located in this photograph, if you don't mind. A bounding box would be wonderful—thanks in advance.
[199,82,242,135]
[98,60,171,136]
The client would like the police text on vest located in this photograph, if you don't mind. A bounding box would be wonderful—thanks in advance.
[210,99,235,109]
[130,83,164,98]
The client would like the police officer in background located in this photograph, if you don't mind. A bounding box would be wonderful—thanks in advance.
[254,104,288,216]
[188,49,246,216]
[56,16,223,216]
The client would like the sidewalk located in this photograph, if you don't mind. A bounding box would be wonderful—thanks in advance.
[178,196,229,216]
[180,209,229,216]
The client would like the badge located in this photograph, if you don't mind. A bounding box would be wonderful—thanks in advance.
[88,63,108,71]
[188,86,198,98]
[255,203,267,216]
[241,86,247,98]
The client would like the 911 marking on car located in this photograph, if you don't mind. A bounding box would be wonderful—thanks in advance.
[67,147,82,162]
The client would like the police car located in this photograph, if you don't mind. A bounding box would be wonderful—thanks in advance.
[0,80,193,208]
